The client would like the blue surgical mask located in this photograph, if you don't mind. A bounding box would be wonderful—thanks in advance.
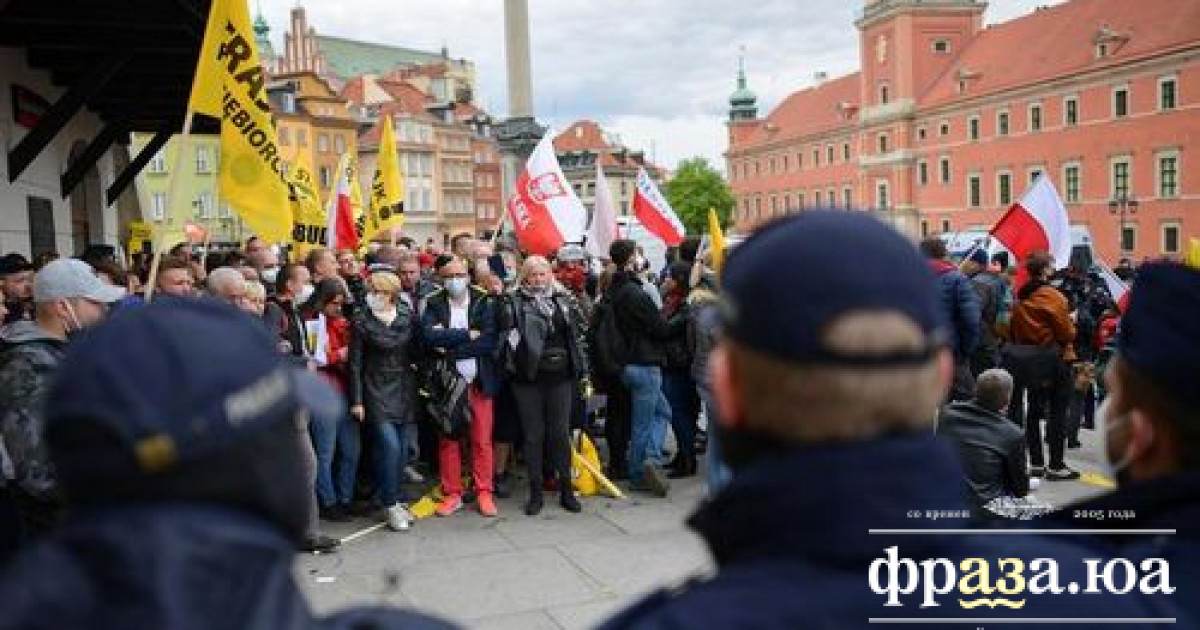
[445,277,468,298]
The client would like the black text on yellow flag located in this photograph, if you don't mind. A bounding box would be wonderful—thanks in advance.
[188,0,291,243]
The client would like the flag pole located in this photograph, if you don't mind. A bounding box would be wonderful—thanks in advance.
[488,205,508,248]
[144,110,195,303]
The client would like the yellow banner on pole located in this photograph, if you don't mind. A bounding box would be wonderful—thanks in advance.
[287,150,326,257]
[707,207,726,274]
[188,0,291,243]
[365,114,405,240]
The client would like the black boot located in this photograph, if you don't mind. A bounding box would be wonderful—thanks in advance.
[667,454,697,479]
[524,486,544,516]
[560,488,582,513]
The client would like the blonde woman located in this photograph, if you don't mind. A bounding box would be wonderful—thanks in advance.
[348,271,418,531]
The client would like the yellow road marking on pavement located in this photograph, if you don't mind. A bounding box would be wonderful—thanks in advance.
[1079,472,1116,489]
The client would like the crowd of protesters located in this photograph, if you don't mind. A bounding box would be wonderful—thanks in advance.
[0,214,1196,628]
[0,230,723,559]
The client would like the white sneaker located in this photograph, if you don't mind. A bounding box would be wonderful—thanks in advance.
[403,466,425,483]
[385,504,413,531]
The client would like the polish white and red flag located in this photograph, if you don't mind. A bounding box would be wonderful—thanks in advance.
[506,135,587,256]
[990,175,1071,285]
[326,152,361,251]
[585,163,621,259]
[632,167,685,246]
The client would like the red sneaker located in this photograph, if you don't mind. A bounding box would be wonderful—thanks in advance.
[477,491,498,517]
[435,494,463,517]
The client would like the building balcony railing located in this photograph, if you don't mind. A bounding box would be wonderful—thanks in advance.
[858,99,916,125]
[858,150,916,168]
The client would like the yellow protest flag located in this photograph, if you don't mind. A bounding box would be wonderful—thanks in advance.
[365,115,406,240]
[287,150,327,257]
[707,207,726,274]
[188,0,292,243]
[1187,237,1200,270]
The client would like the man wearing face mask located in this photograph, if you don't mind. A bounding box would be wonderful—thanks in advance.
[1052,261,1200,623]
[271,263,315,358]
[420,257,500,517]
[0,259,124,541]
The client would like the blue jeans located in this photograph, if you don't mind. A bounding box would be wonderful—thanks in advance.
[621,364,672,483]
[371,421,409,507]
[698,383,732,496]
[662,368,698,459]
[310,413,361,508]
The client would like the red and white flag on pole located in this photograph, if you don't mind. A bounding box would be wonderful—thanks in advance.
[990,175,1071,284]
[326,152,361,252]
[506,135,587,256]
[632,167,684,246]
[586,163,621,259]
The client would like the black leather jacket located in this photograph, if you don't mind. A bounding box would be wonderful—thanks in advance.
[348,304,416,424]
[935,401,1030,506]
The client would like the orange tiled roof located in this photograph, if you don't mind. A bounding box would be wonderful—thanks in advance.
[733,73,860,150]
[554,120,665,175]
[340,76,367,104]
[921,0,1200,106]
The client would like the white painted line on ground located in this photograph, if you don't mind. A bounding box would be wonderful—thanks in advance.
[340,522,387,544]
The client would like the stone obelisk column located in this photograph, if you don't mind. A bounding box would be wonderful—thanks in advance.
[495,0,545,238]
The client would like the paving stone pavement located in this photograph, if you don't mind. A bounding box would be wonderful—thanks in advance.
[295,425,1112,629]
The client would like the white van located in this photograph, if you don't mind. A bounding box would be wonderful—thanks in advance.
[938,225,1098,270]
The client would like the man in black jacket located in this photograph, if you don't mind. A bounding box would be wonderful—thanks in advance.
[936,368,1033,517]
[607,239,674,496]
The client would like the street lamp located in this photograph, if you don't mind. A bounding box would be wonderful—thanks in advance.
[1108,193,1138,255]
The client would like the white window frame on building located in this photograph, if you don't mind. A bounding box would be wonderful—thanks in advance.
[826,144,835,164]
[797,191,806,210]
[997,110,1010,136]
[317,133,329,153]
[1064,96,1079,126]
[875,180,890,211]
[826,188,836,209]
[932,39,950,54]
[879,82,890,105]
[1157,150,1180,199]
[1110,156,1132,199]
[151,192,168,221]
[939,121,950,136]
[918,160,929,186]
[1159,75,1178,111]
[1113,85,1130,119]
[997,171,1013,206]
[149,149,167,174]
[968,115,980,141]
[967,173,982,208]
[1121,224,1137,254]
[333,135,346,155]
[843,142,851,161]
[297,129,307,147]
[878,133,889,154]
[1027,166,1044,186]
[941,219,952,233]
[195,146,211,173]
[920,219,930,237]
[319,166,331,190]
[196,192,213,219]
[843,187,852,209]
[917,126,927,141]
[1029,103,1042,132]
[812,148,820,167]
[939,156,951,184]
[1063,162,1082,204]
[1161,221,1181,255]
[814,190,823,207]
[770,194,778,215]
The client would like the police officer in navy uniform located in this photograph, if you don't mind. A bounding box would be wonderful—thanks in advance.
[0,299,457,630]
[600,212,1165,629]
[1050,261,1200,626]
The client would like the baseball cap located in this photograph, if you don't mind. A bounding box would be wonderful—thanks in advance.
[33,259,125,303]
[0,252,33,276]
[45,299,344,481]
[721,211,945,366]
[1116,262,1200,407]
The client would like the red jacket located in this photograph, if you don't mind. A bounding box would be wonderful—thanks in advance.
[318,315,351,394]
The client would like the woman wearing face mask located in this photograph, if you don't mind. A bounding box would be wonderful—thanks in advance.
[305,278,361,521]
[505,256,588,515]
[348,272,417,531]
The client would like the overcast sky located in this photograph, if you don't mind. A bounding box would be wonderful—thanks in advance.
[258,0,1065,170]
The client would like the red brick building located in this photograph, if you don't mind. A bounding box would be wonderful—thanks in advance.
[727,0,1200,263]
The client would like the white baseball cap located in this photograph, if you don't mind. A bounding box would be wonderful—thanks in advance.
[33,259,126,304]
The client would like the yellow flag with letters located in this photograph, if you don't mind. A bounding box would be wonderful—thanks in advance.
[287,150,326,257]
[707,207,726,274]
[1187,237,1200,270]
[365,115,405,240]
[188,0,291,243]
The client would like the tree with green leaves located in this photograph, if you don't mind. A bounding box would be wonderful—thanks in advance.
[663,157,735,235]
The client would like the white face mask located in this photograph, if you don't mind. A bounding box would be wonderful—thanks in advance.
[445,277,468,298]
[1095,396,1137,481]
[261,267,280,285]
[366,293,389,313]
[296,283,315,305]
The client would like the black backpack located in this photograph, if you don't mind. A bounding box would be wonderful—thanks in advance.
[588,297,628,378]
